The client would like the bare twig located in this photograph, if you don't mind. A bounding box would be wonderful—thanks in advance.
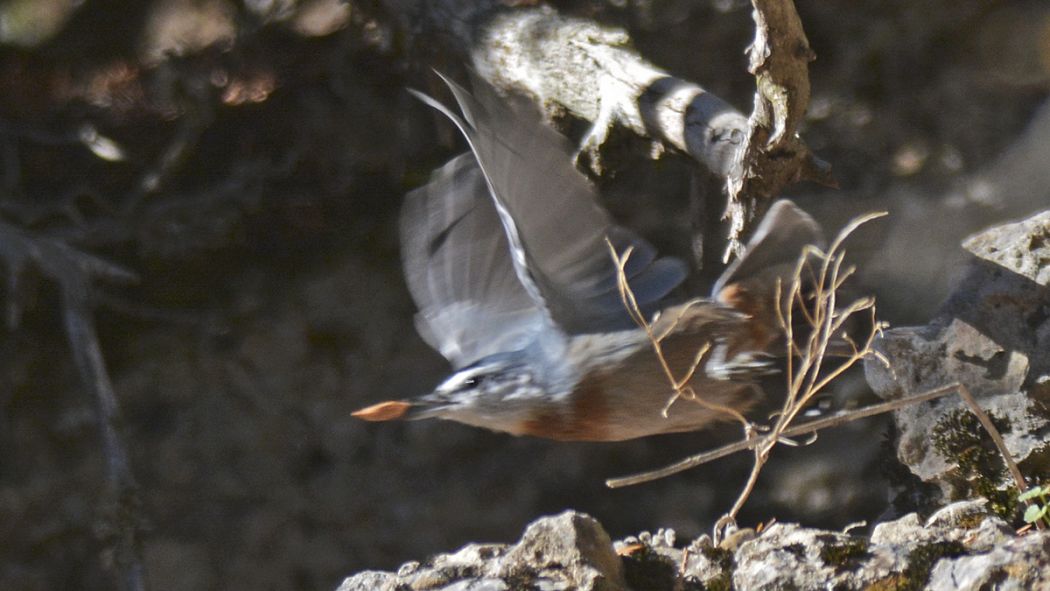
[607,236,1039,528]
[950,383,1041,530]
[723,212,886,519]
[607,241,752,429]
[63,293,148,590]
[604,212,888,521]
[607,383,957,488]
[0,221,147,591]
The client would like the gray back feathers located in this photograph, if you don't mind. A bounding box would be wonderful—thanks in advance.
[402,74,687,368]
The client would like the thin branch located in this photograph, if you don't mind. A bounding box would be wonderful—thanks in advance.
[63,293,148,590]
[952,384,1041,530]
[0,221,147,591]
[717,215,886,519]
[723,0,830,260]
[608,383,957,488]
[605,210,886,522]
[607,240,751,427]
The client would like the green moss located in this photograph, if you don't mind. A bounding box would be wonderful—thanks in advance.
[620,546,705,591]
[1019,442,1050,482]
[817,536,871,571]
[930,409,1017,518]
[699,546,734,568]
[702,571,733,591]
[903,541,967,589]
[698,546,735,591]
[621,546,676,590]
[868,541,966,591]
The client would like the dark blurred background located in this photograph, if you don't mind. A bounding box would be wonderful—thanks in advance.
[0,1,1048,589]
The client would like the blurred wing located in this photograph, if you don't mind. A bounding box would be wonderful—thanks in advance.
[401,153,544,368]
[712,199,826,297]
[410,73,687,334]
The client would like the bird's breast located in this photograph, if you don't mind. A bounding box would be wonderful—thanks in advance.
[515,327,761,441]
[516,376,613,441]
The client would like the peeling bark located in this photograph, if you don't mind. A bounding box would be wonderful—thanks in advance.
[723,0,832,260]
[384,0,829,258]
[470,6,748,179]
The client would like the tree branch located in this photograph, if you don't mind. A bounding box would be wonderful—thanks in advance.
[723,0,833,260]
[0,220,146,591]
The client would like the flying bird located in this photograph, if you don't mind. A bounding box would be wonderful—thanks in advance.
[353,73,824,441]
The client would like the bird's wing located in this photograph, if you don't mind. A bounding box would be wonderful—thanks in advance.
[410,73,687,335]
[711,199,826,298]
[401,153,545,368]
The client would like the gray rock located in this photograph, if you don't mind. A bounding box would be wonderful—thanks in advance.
[338,502,1049,590]
[864,208,1050,505]
[870,513,932,546]
[336,511,626,591]
[871,500,1015,553]
[926,498,992,528]
[963,210,1050,287]
[926,533,1050,591]
[732,523,893,589]
[500,511,625,589]
[337,571,394,590]
[647,500,1046,590]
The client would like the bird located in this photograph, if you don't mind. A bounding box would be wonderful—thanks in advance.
[352,73,825,441]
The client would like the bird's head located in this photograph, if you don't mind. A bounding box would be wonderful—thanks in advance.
[352,353,548,434]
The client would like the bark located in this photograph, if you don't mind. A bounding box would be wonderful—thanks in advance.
[384,0,829,252]
[470,6,747,179]
[723,0,832,260]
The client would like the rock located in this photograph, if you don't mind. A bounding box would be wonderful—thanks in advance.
[335,511,627,591]
[963,210,1050,287]
[339,571,395,590]
[864,208,1050,510]
[338,502,1050,590]
[732,523,889,590]
[727,502,1047,590]
[500,511,625,589]
[870,500,1015,553]
[926,533,1050,591]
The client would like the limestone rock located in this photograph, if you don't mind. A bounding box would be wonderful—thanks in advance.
[864,208,1050,506]
[338,502,1049,590]
[336,511,626,591]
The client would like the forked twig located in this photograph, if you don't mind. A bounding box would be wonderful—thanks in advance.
[723,210,885,519]
[0,220,147,591]
[607,241,752,428]
[605,212,887,522]
[605,209,1038,531]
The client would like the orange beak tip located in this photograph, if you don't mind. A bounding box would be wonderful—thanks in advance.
[617,543,645,557]
[352,400,412,422]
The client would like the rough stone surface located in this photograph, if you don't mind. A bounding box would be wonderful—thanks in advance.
[926,533,1050,591]
[336,511,627,591]
[338,501,1049,591]
[864,208,1050,504]
[731,523,893,589]
[963,210,1050,287]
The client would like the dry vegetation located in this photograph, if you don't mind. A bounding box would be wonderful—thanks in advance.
[607,211,1042,534]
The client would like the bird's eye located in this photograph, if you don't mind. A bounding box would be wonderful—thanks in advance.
[462,376,482,389]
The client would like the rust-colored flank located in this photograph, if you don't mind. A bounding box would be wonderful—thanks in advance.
[352,400,412,421]
[518,378,610,441]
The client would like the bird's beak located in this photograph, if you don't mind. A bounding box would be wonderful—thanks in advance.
[351,400,413,421]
